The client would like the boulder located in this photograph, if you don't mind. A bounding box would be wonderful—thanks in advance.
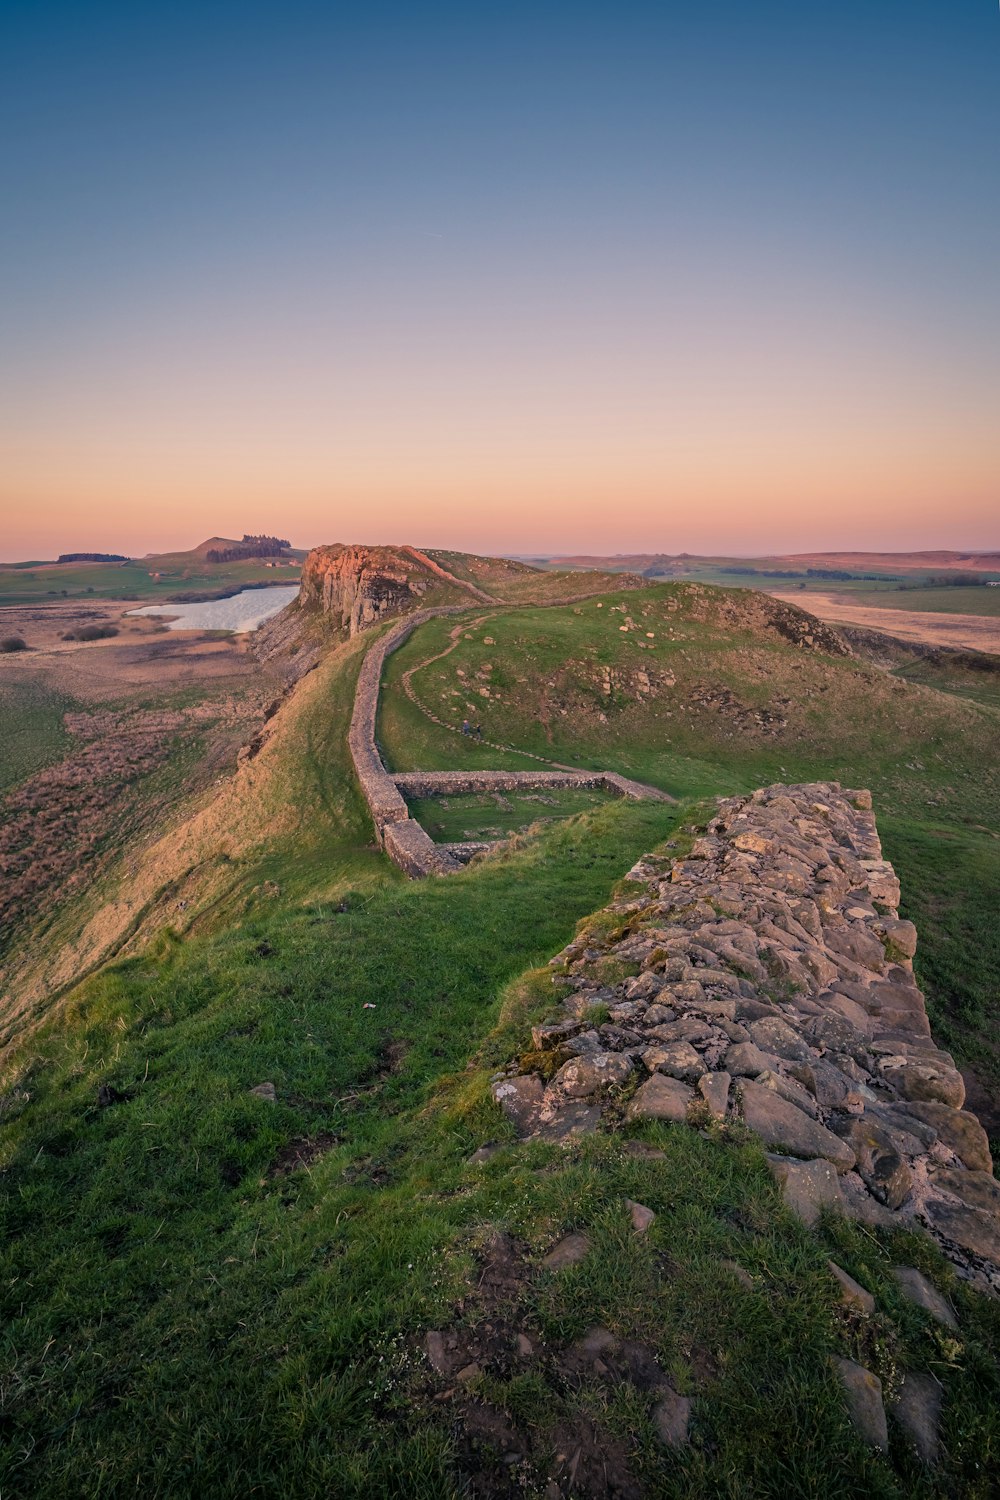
[627,1073,694,1123]
[549,1051,633,1099]
[738,1081,856,1172]
[881,1058,966,1109]
[929,1168,1000,1215]
[766,1154,844,1227]
[748,1016,813,1062]
[924,1201,1000,1265]
[724,1041,773,1077]
[892,1266,957,1329]
[755,1069,819,1118]
[890,1102,992,1173]
[891,1372,943,1466]
[830,1357,889,1452]
[646,1039,706,1082]
[492,1075,544,1136]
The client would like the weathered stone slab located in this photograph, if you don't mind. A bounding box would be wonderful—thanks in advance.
[890,1102,992,1172]
[924,1201,1000,1265]
[738,1081,856,1172]
[627,1073,694,1123]
[698,1070,731,1118]
[892,1266,957,1329]
[891,1372,943,1465]
[827,1260,875,1315]
[830,1357,889,1451]
[766,1154,844,1226]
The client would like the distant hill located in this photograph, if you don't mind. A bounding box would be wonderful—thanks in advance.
[545,549,1000,575]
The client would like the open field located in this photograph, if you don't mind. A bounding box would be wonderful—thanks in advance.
[768,592,1000,654]
[405,785,615,842]
[0,541,302,608]
[0,678,74,793]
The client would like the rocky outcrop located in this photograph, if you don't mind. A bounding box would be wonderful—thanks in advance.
[299,544,435,634]
[491,781,999,1291]
[299,543,491,635]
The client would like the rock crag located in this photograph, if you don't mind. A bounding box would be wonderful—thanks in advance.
[299,543,489,635]
[492,781,999,1290]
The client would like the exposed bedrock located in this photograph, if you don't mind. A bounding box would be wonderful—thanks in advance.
[492,781,999,1290]
[300,543,440,634]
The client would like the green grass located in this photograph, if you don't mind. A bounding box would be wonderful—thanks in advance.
[2,583,999,1495]
[648,570,1000,617]
[889,655,1000,711]
[0,678,74,792]
[379,586,1000,1101]
[2,804,998,1496]
[405,786,614,842]
[0,558,301,607]
[859,586,1000,616]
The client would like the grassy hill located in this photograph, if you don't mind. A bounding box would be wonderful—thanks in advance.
[376,583,1000,1093]
[0,538,304,607]
[1,577,998,1496]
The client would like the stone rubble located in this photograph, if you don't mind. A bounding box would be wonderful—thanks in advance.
[491,781,999,1291]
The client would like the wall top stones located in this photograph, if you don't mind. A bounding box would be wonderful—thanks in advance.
[491,780,999,1292]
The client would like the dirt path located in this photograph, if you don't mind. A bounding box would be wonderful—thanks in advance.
[400,545,499,604]
[399,613,577,770]
[768,591,1000,655]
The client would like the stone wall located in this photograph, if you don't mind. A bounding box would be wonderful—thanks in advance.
[392,770,672,800]
[492,781,999,1291]
[349,608,673,877]
[348,608,469,846]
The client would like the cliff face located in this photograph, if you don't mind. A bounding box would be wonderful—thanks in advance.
[299,544,440,634]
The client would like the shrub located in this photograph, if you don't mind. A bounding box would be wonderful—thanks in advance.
[62,624,119,642]
[0,635,28,652]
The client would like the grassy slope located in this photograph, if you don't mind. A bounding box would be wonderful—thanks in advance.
[378,586,1000,1092]
[0,678,74,792]
[2,587,999,1496]
[405,786,615,842]
[0,558,301,607]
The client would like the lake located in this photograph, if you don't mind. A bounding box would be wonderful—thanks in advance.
[128,584,299,633]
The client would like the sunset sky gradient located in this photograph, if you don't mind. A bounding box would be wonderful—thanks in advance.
[2,0,998,559]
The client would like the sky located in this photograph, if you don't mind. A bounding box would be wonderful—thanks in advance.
[1,0,998,560]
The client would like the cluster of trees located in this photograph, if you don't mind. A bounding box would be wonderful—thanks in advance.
[719,566,899,582]
[896,572,987,590]
[205,534,291,564]
[56,552,130,563]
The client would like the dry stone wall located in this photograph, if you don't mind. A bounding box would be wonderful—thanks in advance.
[392,770,672,801]
[492,781,999,1291]
[349,609,672,877]
[349,608,468,843]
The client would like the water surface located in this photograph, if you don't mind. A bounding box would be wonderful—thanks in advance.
[129,585,298,633]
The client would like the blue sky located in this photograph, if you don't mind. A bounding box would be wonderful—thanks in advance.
[1,1,997,557]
